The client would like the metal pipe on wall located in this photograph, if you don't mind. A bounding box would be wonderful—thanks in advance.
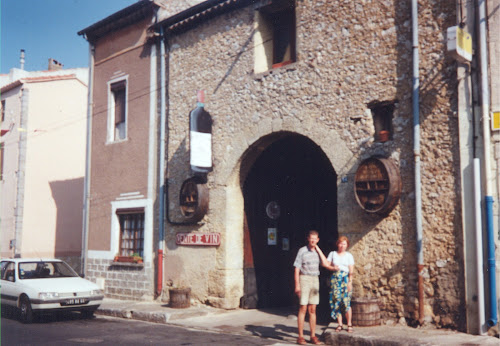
[477,0,498,328]
[474,158,487,334]
[411,0,425,324]
[14,88,29,258]
[157,26,167,297]
[81,42,95,276]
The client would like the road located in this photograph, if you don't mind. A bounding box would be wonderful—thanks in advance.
[1,310,283,345]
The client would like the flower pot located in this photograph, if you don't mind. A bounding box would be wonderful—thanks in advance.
[114,255,142,263]
[169,287,191,308]
[351,297,381,326]
[378,130,390,143]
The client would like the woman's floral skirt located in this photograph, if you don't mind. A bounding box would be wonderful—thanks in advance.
[329,270,352,320]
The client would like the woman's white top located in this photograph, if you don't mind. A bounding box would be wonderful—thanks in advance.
[327,251,355,273]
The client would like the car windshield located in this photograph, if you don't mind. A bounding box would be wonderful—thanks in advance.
[18,261,79,279]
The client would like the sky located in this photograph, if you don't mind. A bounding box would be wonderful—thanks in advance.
[1,0,138,74]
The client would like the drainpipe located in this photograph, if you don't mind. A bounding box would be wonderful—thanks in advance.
[411,0,424,325]
[474,158,487,334]
[477,0,498,328]
[14,88,29,258]
[157,27,166,297]
[81,42,94,276]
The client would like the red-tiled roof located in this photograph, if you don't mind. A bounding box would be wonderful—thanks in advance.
[1,74,78,93]
[78,0,155,42]
[152,0,252,34]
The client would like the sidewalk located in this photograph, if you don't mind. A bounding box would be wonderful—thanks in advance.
[97,299,499,345]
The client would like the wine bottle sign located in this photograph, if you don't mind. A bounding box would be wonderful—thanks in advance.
[190,130,211,168]
[189,101,213,173]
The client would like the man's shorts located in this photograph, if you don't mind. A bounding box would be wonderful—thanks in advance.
[299,275,320,305]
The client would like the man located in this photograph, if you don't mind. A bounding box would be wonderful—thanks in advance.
[293,230,322,345]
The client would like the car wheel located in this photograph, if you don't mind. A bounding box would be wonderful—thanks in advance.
[81,309,94,319]
[19,296,34,324]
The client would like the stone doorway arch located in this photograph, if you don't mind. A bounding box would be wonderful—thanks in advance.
[239,133,337,319]
[218,120,352,311]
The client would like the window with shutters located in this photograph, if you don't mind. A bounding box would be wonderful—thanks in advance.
[107,77,128,142]
[254,0,296,74]
[117,209,144,257]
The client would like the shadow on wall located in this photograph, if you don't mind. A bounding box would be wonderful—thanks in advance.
[165,137,206,251]
[391,0,464,331]
[49,177,84,269]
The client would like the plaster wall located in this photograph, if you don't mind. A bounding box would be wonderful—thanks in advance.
[163,0,464,329]
[20,78,87,259]
[88,17,153,252]
[0,86,23,258]
[86,17,156,300]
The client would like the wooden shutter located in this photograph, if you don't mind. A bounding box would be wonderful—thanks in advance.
[111,81,126,125]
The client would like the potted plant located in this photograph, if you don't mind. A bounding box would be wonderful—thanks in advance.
[113,253,143,263]
[131,253,143,263]
[169,281,191,308]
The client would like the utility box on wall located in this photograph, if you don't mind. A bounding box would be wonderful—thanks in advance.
[491,110,500,131]
[446,26,472,63]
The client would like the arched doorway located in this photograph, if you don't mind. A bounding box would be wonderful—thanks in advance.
[242,134,337,319]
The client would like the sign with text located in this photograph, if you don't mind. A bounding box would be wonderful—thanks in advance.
[176,232,221,246]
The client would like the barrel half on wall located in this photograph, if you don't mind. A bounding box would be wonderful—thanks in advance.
[351,297,381,326]
[354,157,401,215]
[179,177,209,222]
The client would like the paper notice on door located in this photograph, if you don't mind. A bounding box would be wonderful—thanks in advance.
[282,237,289,251]
[267,228,277,245]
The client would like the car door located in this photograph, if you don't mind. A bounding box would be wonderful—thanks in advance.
[1,261,18,307]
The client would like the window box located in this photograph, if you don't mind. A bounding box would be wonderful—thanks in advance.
[113,255,143,264]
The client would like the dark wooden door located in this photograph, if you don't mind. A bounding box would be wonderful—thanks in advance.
[243,135,337,314]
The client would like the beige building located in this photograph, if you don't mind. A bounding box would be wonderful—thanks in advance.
[0,63,88,269]
[79,0,500,335]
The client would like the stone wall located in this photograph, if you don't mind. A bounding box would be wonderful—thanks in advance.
[162,0,464,330]
[86,258,153,300]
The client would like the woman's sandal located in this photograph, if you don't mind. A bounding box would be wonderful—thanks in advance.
[336,325,343,332]
[347,325,354,333]
[296,336,306,345]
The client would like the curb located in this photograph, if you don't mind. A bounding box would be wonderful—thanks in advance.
[96,304,221,324]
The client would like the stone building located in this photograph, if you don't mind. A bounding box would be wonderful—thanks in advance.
[79,0,500,334]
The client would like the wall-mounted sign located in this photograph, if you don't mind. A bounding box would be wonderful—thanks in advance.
[282,237,289,251]
[446,26,472,63]
[179,178,209,222]
[354,157,402,215]
[189,90,213,174]
[176,232,221,246]
[492,111,500,131]
[267,228,277,245]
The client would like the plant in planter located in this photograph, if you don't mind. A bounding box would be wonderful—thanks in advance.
[131,253,143,263]
[168,281,191,308]
[113,253,143,263]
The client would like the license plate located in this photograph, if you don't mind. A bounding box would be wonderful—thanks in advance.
[63,298,88,305]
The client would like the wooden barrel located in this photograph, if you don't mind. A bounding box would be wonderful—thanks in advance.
[354,157,402,215]
[169,287,191,308]
[351,297,381,326]
[179,178,209,222]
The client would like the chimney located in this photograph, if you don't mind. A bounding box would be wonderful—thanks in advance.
[20,49,25,70]
[48,58,63,71]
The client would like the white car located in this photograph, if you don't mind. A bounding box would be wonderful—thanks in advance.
[1,258,104,323]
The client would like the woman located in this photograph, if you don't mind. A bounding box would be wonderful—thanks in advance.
[316,236,355,333]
